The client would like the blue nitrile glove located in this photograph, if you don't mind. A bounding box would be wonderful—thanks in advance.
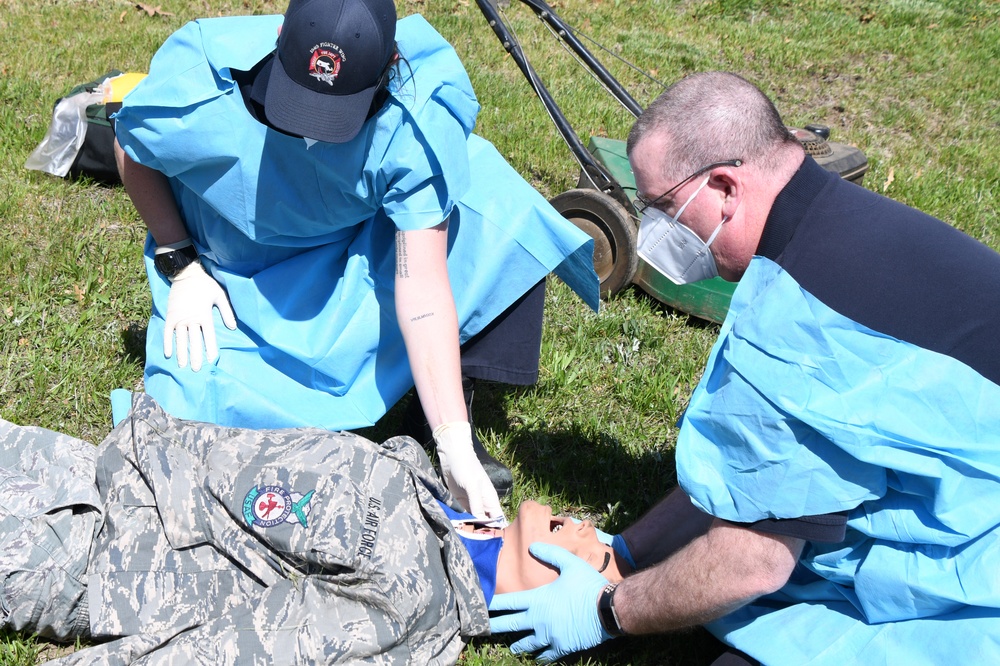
[489,542,612,662]
[570,519,637,570]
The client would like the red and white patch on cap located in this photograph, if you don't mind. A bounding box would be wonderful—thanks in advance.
[308,43,345,85]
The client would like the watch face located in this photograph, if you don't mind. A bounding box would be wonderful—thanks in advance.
[154,252,177,276]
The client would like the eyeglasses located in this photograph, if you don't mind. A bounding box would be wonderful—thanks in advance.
[634,159,743,214]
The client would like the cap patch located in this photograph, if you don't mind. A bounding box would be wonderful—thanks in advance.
[243,485,315,528]
[308,43,346,86]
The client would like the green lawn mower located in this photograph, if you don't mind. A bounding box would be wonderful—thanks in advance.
[476,0,869,323]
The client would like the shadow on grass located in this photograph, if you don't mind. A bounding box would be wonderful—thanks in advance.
[469,624,727,665]
[120,321,147,367]
[473,382,674,521]
[363,382,678,527]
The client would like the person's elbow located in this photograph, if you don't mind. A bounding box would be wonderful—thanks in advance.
[746,534,802,599]
[711,521,803,599]
[753,542,799,596]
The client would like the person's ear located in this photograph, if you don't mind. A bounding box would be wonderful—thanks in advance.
[710,165,743,221]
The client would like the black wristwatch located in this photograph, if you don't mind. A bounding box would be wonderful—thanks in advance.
[597,583,626,637]
[153,244,198,278]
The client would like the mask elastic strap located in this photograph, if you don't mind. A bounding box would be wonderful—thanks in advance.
[704,215,729,248]
[673,175,711,220]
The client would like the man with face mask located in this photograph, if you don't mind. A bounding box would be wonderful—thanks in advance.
[489,71,1000,665]
[634,157,741,285]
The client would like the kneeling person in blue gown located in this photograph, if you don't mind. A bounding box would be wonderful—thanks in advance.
[112,0,599,521]
[488,71,1000,665]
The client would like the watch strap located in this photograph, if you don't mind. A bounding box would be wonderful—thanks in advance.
[153,243,198,278]
[597,582,625,637]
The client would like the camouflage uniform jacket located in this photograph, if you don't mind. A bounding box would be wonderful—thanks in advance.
[0,393,489,664]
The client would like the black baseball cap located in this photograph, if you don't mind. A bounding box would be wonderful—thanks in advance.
[256,0,397,143]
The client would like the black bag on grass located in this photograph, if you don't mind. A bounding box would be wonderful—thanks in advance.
[66,70,124,185]
[26,70,145,186]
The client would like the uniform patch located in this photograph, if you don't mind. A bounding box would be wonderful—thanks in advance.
[243,485,315,528]
[308,43,345,85]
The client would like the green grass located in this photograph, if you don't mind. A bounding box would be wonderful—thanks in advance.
[1,0,998,663]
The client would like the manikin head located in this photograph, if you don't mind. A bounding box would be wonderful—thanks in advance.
[454,500,631,603]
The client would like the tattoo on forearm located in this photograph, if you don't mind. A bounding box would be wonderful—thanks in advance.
[395,232,409,278]
[411,312,434,322]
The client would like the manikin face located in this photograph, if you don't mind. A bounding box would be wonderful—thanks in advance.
[493,501,626,594]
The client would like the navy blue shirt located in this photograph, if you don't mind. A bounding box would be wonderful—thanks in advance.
[758,157,1000,385]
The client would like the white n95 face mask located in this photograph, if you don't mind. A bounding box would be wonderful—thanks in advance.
[637,175,726,285]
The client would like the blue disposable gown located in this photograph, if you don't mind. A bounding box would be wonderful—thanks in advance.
[115,14,598,429]
[676,256,1000,664]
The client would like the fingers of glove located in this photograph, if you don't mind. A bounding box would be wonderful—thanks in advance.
[174,326,190,369]
[442,472,474,516]
[488,610,532,635]
[464,490,486,521]
[438,437,498,519]
[508,633,549,657]
[447,465,488,517]
[466,469,503,520]
[526,542,583,572]
[163,319,175,359]
[481,485,505,521]
[486,589,535,614]
[201,314,220,365]
[215,294,237,330]
[187,324,205,372]
[450,488,473,516]
[535,646,564,663]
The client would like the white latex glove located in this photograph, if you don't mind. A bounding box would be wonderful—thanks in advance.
[163,260,237,371]
[433,421,505,520]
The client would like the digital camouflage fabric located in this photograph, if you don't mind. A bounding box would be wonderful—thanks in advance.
[0,393,489,664]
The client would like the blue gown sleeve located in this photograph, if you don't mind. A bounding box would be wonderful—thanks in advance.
[378,15,479,231]
[698,261,1000,654]
[115,16,283,176]
[678,257,1000,548]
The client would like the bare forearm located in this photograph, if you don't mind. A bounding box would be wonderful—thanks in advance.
[615,521,803,634]
[114,138,188,245]
[394,226,466,429]
[398,304,465,430]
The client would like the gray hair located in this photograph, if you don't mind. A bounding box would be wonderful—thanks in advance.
[627,71,798,179]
